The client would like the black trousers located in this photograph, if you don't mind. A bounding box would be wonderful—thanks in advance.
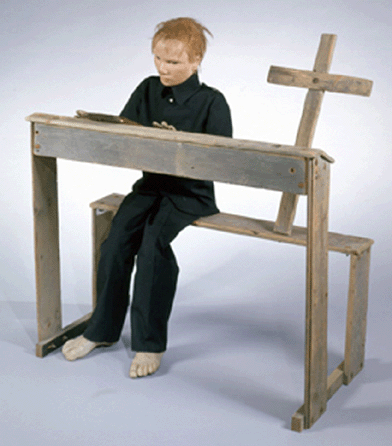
[84,192,198,352]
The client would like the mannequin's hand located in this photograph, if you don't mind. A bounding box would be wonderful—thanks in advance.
[152,121,177,131]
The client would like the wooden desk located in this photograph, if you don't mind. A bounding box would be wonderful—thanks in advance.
[26,112,367,431]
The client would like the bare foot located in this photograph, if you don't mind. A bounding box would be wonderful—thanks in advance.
[129,352,164,378]
[62,335,114,361]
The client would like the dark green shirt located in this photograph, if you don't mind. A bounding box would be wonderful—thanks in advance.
[120,73,232,216]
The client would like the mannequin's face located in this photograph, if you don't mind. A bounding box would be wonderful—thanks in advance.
[153,39,201,86]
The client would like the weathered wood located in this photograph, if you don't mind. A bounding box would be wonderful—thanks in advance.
[273,191,300,235]
[328,361,345,400]
[90,193,373,256]
[291,360,345,432]
[31,122,62,342]
[268,66,373,96]
[36,312,92,357]
[344,248,371,384]
[303,157,330,430]
[76,109,143,125]
[313,33,337,72]
[291,405,305,433]
[30,121,320,195]
[273,34,337,234]
[26,112,333,162]
[295,89,327,148]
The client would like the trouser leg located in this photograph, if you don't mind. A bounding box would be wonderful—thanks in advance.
[84,192,157,343]
[131,197,197,352]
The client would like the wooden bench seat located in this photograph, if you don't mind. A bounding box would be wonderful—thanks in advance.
[90,193,373,256]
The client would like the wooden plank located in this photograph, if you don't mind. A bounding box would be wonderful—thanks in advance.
[295,89,326,148]
[344,248,371,384]
[273,191,300,235]
[90,194,373,256]
[195,213,373,255]
[268,66,373,96]
[292,361,345,432]
[90,194,126,212]
[31,122,62,342]
[26,112,333,162]
[291,406,305,432]
[327,361,345,399]
[327,231,373,256]
[313,33,336,72]
[274,34,337,235]
[36,312,92,357]
[303,157,330,430]
[33,124,309,194]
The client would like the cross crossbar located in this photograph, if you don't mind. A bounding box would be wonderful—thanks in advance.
[268,66,373,96]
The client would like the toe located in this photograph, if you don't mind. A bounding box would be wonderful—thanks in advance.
[148,362,157,375]
[129,364,137,378]
[129,352,163,378]
[63,348,77,361]
[137,364,147,377]
[62,338,74,354]
[130,357,140,378]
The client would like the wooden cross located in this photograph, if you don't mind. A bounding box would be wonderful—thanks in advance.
[269,34,373,235]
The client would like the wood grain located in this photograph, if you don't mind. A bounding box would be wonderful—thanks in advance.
[90,193,373,255]
[268,66,373,96]
[32,122,310,195]
[344,248,371,384]
[32,131,62,342]
[273,34,337,235]
[303,158,330,430]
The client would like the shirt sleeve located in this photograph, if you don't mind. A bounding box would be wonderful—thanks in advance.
[119,78,148,122]
[205,92,233,138]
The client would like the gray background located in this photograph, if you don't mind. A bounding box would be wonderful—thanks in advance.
[1,0,391,444]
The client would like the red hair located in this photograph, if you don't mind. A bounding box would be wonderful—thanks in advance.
[152,17,212,62]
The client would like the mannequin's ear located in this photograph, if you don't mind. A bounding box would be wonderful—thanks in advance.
[191,55,202,72]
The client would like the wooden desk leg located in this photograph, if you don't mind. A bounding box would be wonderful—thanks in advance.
[32,127,93,357]
[292,158,330,431]
[32,147,62,356]
[344,248,371,384]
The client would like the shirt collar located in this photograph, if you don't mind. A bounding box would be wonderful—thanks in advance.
[160,72,201,106]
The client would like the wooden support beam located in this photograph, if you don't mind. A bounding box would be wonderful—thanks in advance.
[36,313,92,357]
[31,123,62,342]
[273,34,337,235]
[291,361,345,432]
[272,34,372,235]
[344,248,371,384]
[303,157,330,430]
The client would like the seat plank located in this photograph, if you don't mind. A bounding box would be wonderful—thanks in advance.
[90,194,373,256]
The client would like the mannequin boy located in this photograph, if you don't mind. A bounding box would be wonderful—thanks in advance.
[62,17,232,378]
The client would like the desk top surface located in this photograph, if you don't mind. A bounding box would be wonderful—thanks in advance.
[26,112,334,163]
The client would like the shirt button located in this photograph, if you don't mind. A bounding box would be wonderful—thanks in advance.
[169,97,174,103]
